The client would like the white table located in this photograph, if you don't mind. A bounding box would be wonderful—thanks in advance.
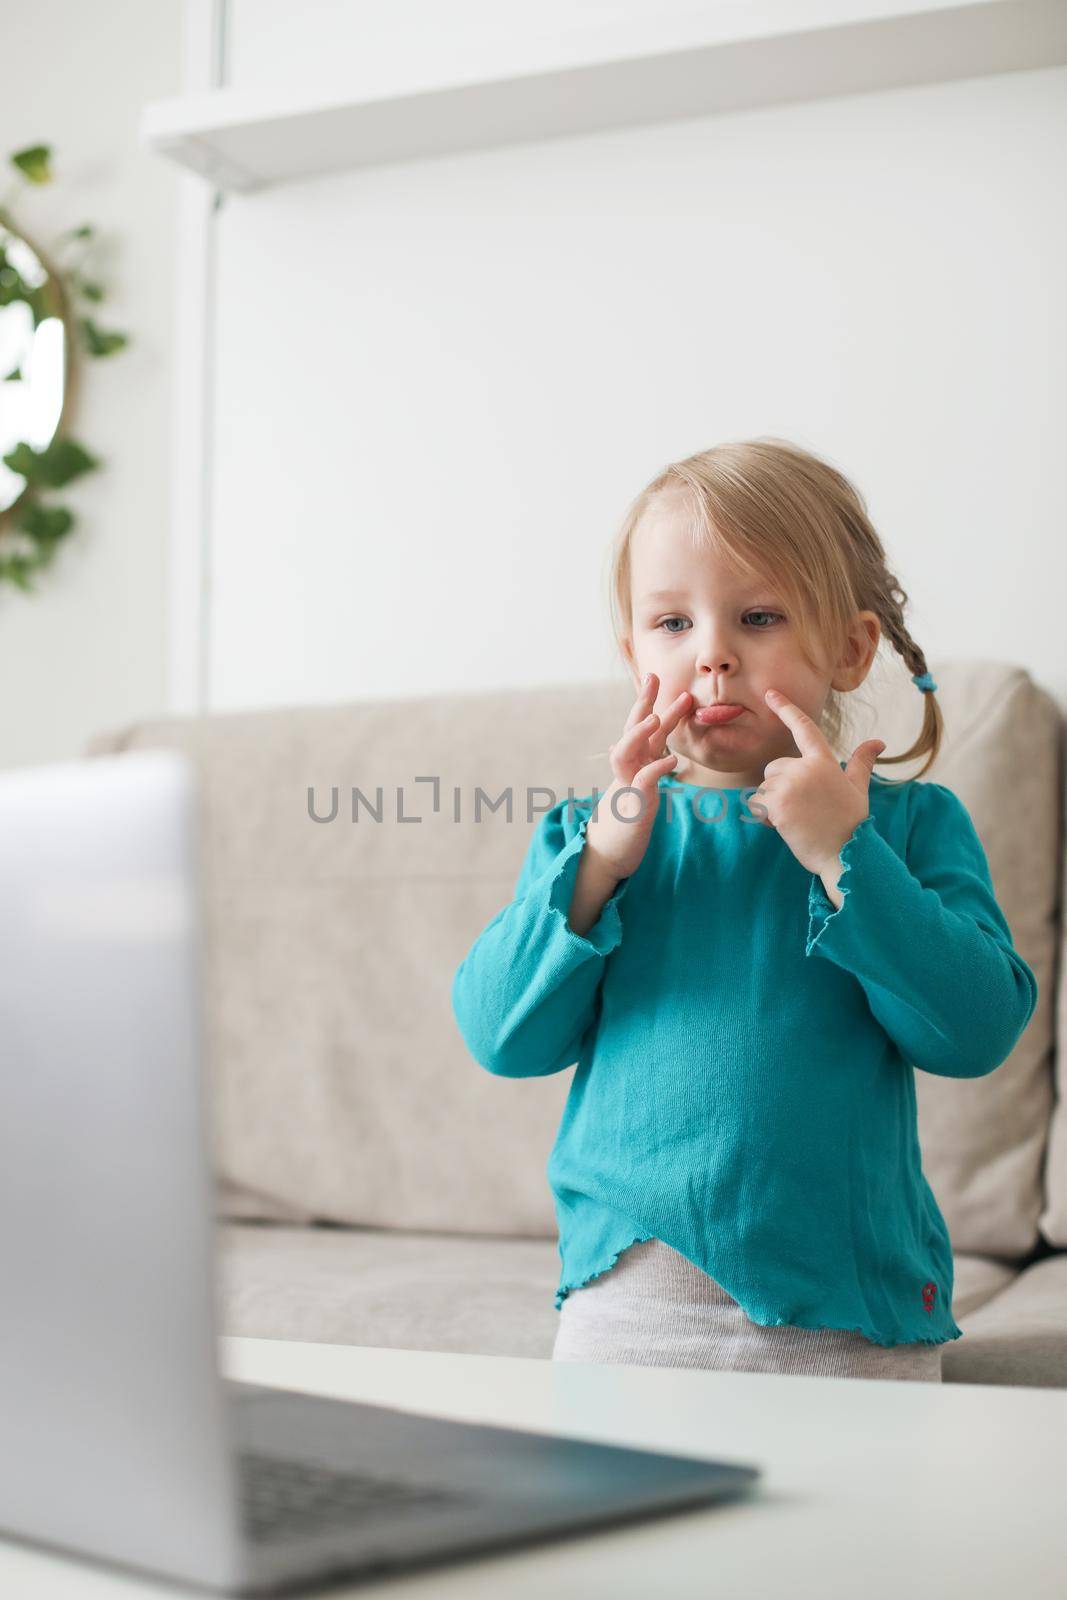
[2,1337,1065,1598]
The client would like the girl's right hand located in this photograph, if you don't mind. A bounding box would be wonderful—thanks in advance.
[583,673,692,881]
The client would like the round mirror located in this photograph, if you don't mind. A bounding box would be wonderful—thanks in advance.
[0,219,71,515]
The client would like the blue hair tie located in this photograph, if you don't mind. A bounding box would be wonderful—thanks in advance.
[912,671,938,693]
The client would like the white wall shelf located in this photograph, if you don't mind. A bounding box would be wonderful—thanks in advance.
[140,0,1067,192]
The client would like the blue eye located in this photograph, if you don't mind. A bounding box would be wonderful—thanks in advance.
[656,612,782,632]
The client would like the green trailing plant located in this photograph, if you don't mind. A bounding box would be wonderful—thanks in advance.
[0,143,130,592]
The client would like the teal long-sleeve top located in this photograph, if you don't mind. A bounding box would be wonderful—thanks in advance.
[451,766,1039,1348]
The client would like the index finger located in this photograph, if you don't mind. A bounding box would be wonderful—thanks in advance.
[764,688,831,759]
[624,673,658,731]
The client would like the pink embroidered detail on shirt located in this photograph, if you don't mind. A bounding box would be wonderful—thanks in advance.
[921,1281,937,1312]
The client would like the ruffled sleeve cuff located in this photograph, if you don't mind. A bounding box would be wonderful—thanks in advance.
[805,813,876,959]
[545,809,632,956]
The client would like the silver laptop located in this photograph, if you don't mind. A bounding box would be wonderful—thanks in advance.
[0,748,761,1594]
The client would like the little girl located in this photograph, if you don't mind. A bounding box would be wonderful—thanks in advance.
[451,437,1038,1383]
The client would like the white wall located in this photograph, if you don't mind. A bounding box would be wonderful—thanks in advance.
[0,0,184,771]
[205,11,1067,714]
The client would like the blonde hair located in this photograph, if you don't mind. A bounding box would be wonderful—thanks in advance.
[606,437,942,783]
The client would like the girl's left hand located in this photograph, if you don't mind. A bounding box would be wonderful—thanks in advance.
[751,688,886,878]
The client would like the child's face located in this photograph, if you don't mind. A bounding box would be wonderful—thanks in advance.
[622,503,867,792]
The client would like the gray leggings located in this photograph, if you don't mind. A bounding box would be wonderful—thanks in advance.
[552,1238,944,1382]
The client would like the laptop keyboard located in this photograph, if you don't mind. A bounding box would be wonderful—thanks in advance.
[236,1450,470,1545]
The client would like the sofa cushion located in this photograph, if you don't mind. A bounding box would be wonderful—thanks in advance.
[941,1254,1067,1388]
[949,1252,1019,1320]
[86,694,584,1238]
[216,1221,562,1359]
[84,659,1058,1260]
[216,1221,1032,1375]
[1040,729,1067,1247]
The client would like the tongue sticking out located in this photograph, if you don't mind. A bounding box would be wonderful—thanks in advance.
[693,705,745,726]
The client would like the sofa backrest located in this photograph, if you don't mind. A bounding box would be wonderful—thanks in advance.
[84,659,1063,1261]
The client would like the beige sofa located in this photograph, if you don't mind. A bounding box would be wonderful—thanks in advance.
[85,659,1067,1386]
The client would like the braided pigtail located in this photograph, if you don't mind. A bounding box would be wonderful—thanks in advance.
[865,568,944,782]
